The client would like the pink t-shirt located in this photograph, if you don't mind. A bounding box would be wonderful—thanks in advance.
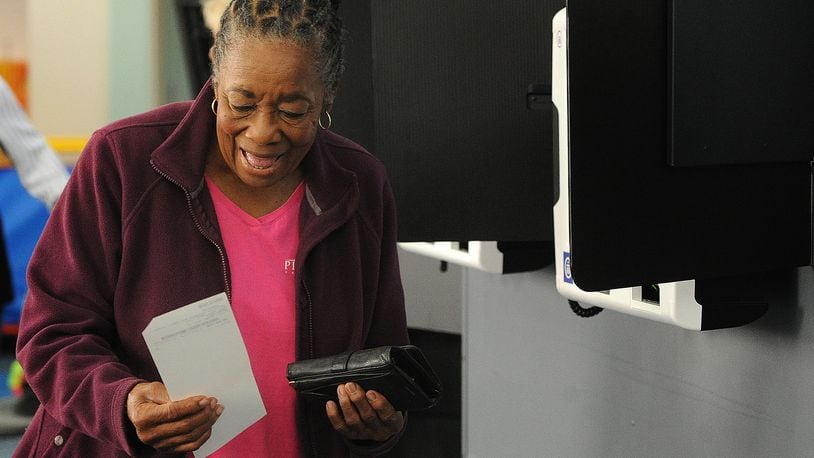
[206,177,304,457]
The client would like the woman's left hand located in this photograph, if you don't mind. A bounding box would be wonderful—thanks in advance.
[326,382,404,442]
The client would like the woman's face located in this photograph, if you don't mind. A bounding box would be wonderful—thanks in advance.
[213,37,324,190]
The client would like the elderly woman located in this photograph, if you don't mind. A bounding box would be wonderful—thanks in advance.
[14,0,409,456]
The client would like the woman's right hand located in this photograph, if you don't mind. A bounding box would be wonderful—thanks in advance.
[126,381,223,453]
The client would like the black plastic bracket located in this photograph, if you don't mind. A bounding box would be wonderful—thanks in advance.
[527,84,552,110]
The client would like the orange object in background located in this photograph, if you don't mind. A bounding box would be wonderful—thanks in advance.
[0,59,27,110]
[0,60,28,167]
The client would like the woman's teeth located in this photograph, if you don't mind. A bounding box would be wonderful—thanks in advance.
[242,149,282,170]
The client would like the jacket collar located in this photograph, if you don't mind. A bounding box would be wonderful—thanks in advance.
[301,130,358,215]
[150,79,216,197]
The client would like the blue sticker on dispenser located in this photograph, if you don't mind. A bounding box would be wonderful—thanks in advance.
[563,252,573,284]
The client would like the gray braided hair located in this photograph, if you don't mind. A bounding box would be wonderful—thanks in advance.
[212,0,346,104]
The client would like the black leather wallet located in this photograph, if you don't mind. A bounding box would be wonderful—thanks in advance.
[286,345,442,411]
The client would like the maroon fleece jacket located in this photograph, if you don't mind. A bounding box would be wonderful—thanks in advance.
[14,81,409,457]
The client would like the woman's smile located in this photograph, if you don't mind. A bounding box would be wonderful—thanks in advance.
[240,147,286,171]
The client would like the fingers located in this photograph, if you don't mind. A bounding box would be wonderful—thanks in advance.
[146,402,220,453]
[140,398,222,451]
[126,382,224,452]
[326,398,346,434]
[128,382,210,425]
[364,390,401,428]
[326,383,404,442]
[343,383,384,432]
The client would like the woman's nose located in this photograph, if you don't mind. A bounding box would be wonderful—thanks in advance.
[245,111,283,144]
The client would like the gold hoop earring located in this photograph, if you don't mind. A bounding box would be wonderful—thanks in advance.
[211,99,218,115]
[318,111,332,130]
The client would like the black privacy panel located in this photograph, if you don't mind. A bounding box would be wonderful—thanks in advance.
[329,1,376,153]
[566,1,811,291]
[174,0,214,90]
[332,1,563,242]
[670,0,814,166]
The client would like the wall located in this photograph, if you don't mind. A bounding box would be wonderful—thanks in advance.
[0,1,27,59]
[110,0,195,118]
[27,0,109,136]
[398,248,462,334]
[108,0,159,121]
[27,0,186,137]
[463,264,814,456]
[156,1,195,104]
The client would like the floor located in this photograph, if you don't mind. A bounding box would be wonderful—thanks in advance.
[0,328,462,457]
[0,433,21,457]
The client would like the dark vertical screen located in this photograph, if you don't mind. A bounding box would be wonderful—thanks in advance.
[333,1,562,242]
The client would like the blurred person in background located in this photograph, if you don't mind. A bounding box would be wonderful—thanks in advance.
[0,75,68,429]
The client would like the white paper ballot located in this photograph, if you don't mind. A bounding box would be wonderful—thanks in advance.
[142,292,266,457]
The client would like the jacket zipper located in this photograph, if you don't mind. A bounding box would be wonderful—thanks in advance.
[301,279,315,360]
[300,278,319,457]
[150,161,231,300]
[155,162,323,454]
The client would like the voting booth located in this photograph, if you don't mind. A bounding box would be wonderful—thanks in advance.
[552,2,813,329]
